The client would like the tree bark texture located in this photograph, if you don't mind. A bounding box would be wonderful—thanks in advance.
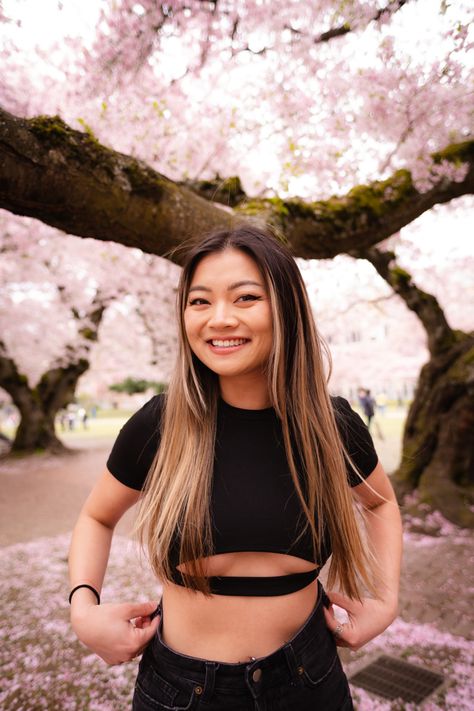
[1,107,473,262]
[397,337,474,526]
[360,248,474,526]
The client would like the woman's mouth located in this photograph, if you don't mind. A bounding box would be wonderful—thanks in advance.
[209,338,249,348]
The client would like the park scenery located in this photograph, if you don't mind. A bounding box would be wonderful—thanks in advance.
[0,0,473,709]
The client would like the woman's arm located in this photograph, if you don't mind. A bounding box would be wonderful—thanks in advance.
[68,469,160,664]
[324,461,403,649]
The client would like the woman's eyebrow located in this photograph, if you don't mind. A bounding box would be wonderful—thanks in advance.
[228,280,264,290]
[188,280,264,294]
[188,285,211,293]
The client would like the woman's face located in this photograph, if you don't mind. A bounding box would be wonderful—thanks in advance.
[184,248,273,384]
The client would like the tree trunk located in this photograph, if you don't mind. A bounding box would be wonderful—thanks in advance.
[397,335,474,525]
[360,248,474,526]
[13,394,66,453]
[1,357,91,453]
[0,301,105,454]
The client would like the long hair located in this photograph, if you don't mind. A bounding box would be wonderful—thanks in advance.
[134,225,378,598]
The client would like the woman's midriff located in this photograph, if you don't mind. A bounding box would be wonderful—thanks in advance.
[160,552,321,663]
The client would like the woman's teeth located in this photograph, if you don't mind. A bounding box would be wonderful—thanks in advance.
[211,339,247,347]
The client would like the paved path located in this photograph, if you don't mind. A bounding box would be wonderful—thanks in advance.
[0,446,136,546]
[399,532,473,640]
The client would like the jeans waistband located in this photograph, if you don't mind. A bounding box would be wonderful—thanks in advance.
[148,581,334,699]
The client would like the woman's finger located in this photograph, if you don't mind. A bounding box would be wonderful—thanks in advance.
[323,607,351,647]
[120,600,160,620]
[131,614,160,642]
[325,590,358,614]
[323,606,345,635]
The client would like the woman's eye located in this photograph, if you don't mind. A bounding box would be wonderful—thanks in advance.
[189,298,209,306]
[237,294,261,303]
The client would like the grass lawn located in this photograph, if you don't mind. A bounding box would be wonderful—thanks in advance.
[2,406,407,473]
[1,412,129,444]
[56,416,130,442]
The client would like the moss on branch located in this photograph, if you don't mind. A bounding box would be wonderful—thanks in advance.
[185,176,246,206]
[390,266,412,287]
[28,114,166,200]
[237,140,473,235]
[433,140,474,166]
[238,169,415,230]
[29,115,104,161]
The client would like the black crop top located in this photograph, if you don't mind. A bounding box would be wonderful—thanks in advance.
[107,396,378,596]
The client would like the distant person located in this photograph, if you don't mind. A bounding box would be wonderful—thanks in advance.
[366,389,384,440]
[69,227,401,710]
[67,411,76,431]
[78,407,88,430]
[58,410,67,431]
[358,387,375,431]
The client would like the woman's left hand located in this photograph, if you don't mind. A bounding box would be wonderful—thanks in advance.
[323,590,398,650]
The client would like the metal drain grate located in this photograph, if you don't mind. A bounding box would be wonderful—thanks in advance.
[349,654,444,703]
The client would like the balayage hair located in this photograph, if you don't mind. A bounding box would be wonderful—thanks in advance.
[134,225,378,599]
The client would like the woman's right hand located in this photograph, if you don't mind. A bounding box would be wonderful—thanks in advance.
[71,599,161,665]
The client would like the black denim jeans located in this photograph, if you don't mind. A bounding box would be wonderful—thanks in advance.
[132,582,353,711]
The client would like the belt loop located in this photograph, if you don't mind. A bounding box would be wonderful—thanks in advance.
[201,661,217,702]
[283,643,301,684]
[321,588,331,609]
[151,599,162,620]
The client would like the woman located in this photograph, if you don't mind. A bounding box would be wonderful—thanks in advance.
[68,226,402,710]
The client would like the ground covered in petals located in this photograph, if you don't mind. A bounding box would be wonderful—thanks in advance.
[0,534,161,711]
[347,511,474,710]
[347,616,474,710]
[1,527,473,710]
[1,445,473,711]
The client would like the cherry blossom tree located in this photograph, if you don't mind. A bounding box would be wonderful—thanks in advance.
[0,0,472,520]
[0,212,179,451]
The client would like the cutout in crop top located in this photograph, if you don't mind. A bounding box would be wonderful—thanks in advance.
[107,395,378,596]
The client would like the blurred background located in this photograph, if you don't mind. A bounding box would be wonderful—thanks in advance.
[0,1,472,708]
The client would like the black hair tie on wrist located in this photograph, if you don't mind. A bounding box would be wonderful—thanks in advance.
[69,584,100,605]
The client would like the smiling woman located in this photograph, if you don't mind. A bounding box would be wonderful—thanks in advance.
[184,249,273,404]
[68,225,402,711]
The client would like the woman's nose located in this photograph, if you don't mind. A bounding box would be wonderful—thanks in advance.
[207,303,238,328]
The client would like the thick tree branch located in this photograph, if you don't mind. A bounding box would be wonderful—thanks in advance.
[179,175,247,207]
[356,247,459,356]
[0,107,473,262]
[0,108,234,259]
[37,298,106,411]
[254,142,474,259]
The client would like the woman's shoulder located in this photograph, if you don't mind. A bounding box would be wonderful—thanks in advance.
[117,392,165,436]
[330,394,353,417]
[137,392,166,421]
[106,393,165,491]
[330,394,365,434]
[330,395,378,482]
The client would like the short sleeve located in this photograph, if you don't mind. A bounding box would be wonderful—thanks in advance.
[332,396,379,487]
[106,395,164,490]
